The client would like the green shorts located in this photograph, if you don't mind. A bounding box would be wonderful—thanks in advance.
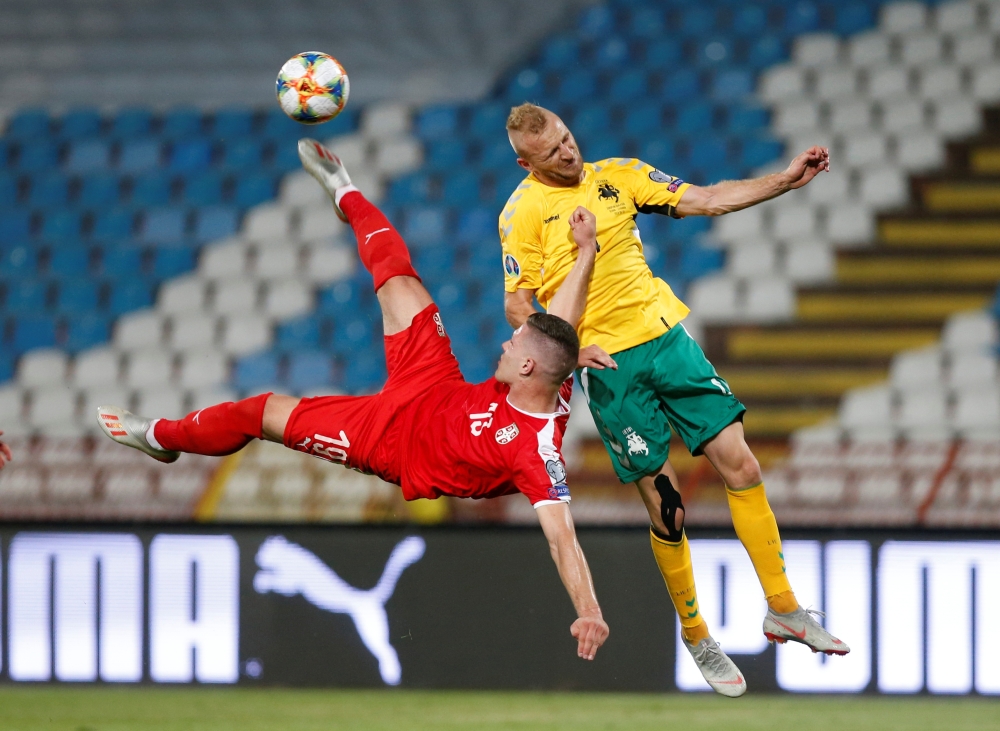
[577,324,746,484]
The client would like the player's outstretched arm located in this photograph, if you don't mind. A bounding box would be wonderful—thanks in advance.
[674,146,831,217]
[0,431,12,471]
[546,206,598,329]
[536,501,609,660]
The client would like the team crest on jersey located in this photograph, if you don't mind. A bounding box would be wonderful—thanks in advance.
[623,427,649,456]
[545,459,568,484]
[547,483,570,500]
[597,182,620,203]
[432,312,446,337]
[495,423,519,444]
[504,253,520,277]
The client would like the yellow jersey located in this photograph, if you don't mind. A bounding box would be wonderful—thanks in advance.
[499,158,691,355]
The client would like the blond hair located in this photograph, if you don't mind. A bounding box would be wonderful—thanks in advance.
[506,103,549,135]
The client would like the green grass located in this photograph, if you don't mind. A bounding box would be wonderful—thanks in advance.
[0,688,994,731]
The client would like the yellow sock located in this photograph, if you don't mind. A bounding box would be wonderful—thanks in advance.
[649,529,710,644]
[726,482,798,613]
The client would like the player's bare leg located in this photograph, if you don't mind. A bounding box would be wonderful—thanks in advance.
[701,420,849,655]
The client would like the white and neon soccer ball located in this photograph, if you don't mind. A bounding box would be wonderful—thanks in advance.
[276,51,350,125]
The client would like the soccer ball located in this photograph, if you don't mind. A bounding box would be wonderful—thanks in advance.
[276,52,350,125]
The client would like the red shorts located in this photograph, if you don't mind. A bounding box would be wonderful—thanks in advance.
[282,304,463,480]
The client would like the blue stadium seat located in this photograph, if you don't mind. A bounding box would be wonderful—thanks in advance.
[741,137,785,169]
[611,68,649,102]
[748,36,787,68]
[106,279,154,315]
[730,5,770,36]
[319,276,366,314]
[182,172,225,205]
[27,174,70,208]
[494,170,529,207]
[696,38,734,68]
[161,108,203,138]
[680,245,724,280]
[595,37,631,69]
[687,137,730,170]
[726,105,769,133]
[47,246,91,276]
[212,109,255,137]
[141,207,188,243]
[506,69,545,102]
[91,208,135,240]
[221,138,265,170]
[261,108,303,139]
[413,246,456,277]
[784,1,822,34]
[644,39,684,69]
[623,102,661,136]
[0,245,37,275]
[233,174,276,208]
[169,140,213,172]
[6,109,50,139]
[78,174,122,207]
[539,36,580,70]
[60,109,102,139]
[0,353,13,383]
[468,103,508,140]
[628,6,666,38]
[712,69,754,101]
[458,349,496,384]
[194,206,238,242]
[836,2,874,35]
[0,211,32,241]
[670,215,712,242]
[334,316,375,348]
[100,247,144,278]
[415,105,460,141]
[0,171,18,204]
[39,211,84,242]
[4,280,48,313]
[130,175,173,207]
[11,315,58,353]
[55,279,100,312]
[674,103,715,134]
[65,313,110,351]
[442,171,483,207]
[402,208,448,247]
[558,70,595,103]
[0,142,14,170]
[680,7,719,36]
[456,207,496,244]
[479,140,516,170]
[270,140,301,172]
[578,5,616,38]
[425,140,469,171]
[661,69,702,103]
[443,316,481,346]
[467,239,500,274]
[582,136,623,162]
[388,173,432,206]
[15,140,60,170]
[277,315,322,350]
[111,109,153,138]
[234,352,280,392]
[118,139,163,174]
[432,280,467,310]
[575,107,615,139]
[640,139,678,173]
[286,351,333,392]
[341,347,387,393]
[65,139,111,173]
[151,246,196,279]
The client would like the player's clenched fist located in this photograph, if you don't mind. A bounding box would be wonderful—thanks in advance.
[571,614,609,661]
[568,206,598,252]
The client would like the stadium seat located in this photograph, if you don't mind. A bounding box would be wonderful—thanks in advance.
[442,171,483,206]
[111,108,153,138]
[389,173,432,206]
[784,1,822,34]
[415,105,460,141]
[177,348,228,389]
[78,174,122,207]
[628,6,666,39]
[577,4,616,38]
[162,108,203,138]
[594,37,631,69]
[213,109,255,138]
[54,278,99,311]
[233,174,276,208]
[748,36,787,68]
[169,140,214,172]
[731,5,769,36]
[286,351,334,392]
[6,109,51,139]
[334,316,375,349]
[425,140,469,171]
[609,69,648,103]
[319,277,366,314]
[539,35,579,70]
[221,138,265,170]
[149,246,195,279]
[60,109,102,139]
[456,207,495,244]
[506,68,545,102]
[65,314,110,351]
[39,211,84,242]
[11,315,58,353]
[402,207,448,246]
[479,139,516,170]
[468,103,508,140]
[661,69,702,103]
[182,172,226,205]
[680,7,718,36]
[118,139,163,174]
[107,279,154,315]
[27,174,70,208]
[835,3,874,36]
[48,244,92,277]
[141,207,188,243]
[559,70,595,103]
[688,137,730,170]
[65,140,111,173]
[277,315,323,350]
[711,69,754,101]
[640,139,677,170]
[130,174,173,207]
[90,208,135,240]
[413,246,456,277]
[741,137,784,169]
[644,39,684,69]
[726,105,769,134]
[341,347,387,393]
[674,103,715,135]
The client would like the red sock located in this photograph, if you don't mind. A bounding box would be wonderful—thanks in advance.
[152,393,270,456]
[339,190,420,291]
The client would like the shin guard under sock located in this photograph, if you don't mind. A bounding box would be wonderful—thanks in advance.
[152,393,270,456]
[649,529,709,644]
[726,482,797,612]
[338,190,420,291]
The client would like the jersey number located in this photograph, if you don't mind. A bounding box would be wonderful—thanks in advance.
[298,431,352,463]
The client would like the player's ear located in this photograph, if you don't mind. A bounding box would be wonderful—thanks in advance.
[516,157,531,172]
[520,356,535,377]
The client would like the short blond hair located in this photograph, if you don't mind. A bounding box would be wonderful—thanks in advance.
[506,103,549,135]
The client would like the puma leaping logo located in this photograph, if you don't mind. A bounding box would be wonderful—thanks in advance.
[253,535,426,685]
[364,227,391,245]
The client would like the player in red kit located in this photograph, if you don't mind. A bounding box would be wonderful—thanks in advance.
[97,139,610,661]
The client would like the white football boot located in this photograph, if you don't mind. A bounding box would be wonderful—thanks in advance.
[297,138,353,221]
[97,406,179,464]
[684,636,747,698]
[763,607,850,656]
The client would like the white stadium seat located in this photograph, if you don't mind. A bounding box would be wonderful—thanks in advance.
[942,310,997,352]
[931,96,981,135]
[840,386,893,431]
[72,347,121,388]
[936,1,979,33]
[900,33,944,66]
[859,167,909,208]
[784,242,834,283]
[280,170,328,208]
[103,470,153,505]
[948,351,998,388]
[773,100,821,134]
[972,64,1000,102]
[361,103,411,138]
[796,471,847,504]
[952,387,1000,435]
[793,34,840,67]
[843,437,896,469]
[0,386,24,422]
[895,131,945,171]
[254,244,301,280]
[686,275,739,323]
[158,275,207,315]
[212,278,259,314]
[848,32,891,67]
[243,204,292,241]
[17,348,68,388]
[916,65,963,99]
[114,309,165,349]
[744,277,795,322]
[220,315,272,356]
[841,132,889,166]
[855,472,904,504]
[159,470,205,506]
[125,348,175,388]
[804,168,850,204]
[826,99,873,133]
[321,133,370,173]
[727,241,777,278]
[298,206,344,242]
[220,471,263,507]
[188,386,238,411]
[177,348,229,389]
[304,244,356,284]
[47,468,96,502]
[133,388,186,420]
[895,388,949,435]
[263,279,312,320]
[881,1,929,34]
[28,387,78,428]
[271,472,311,504]
[954,32,996,66]
[712,206,764,242]
[772,207,817,238]
[200,240,248,279]
[372,136,423,177]
[169,313,218,350]
[759,66,807,102]
[825,202,875,246]
[815,68,858,100]
[0,466,43,503]
[81,387,130,424]
[866,67,911,100]
[880,99,926,133]
[890,346,943,388]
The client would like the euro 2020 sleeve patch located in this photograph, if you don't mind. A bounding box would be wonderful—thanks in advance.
[504,253,520,277]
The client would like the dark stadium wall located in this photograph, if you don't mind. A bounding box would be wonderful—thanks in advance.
[0,526,997,695]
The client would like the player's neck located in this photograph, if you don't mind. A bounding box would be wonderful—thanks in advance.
[530,168,584,188]
[506,381,559,416]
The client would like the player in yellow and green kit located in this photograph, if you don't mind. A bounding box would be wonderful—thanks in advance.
[499,103,849,696]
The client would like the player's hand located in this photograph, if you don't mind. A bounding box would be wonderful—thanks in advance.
[571,614,609,661]
[783,146,830,189]
[0,431,12,471]
[568,206,599,254]
[578,345,617,370]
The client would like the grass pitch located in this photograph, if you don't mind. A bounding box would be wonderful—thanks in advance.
[0,688,994,731]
